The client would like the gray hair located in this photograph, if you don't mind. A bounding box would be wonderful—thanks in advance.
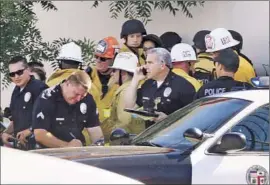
[146,47,172,68]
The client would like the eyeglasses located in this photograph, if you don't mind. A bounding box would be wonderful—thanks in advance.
[95,55,110,62]
[9,68,26,77]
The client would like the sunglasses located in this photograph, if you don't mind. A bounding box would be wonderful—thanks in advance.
[95,55,110,62]
[9,68,26,77]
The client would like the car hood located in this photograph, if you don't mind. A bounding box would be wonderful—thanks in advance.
[31,146,176,160]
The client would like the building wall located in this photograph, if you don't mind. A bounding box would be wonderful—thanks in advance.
[1,1,269,108]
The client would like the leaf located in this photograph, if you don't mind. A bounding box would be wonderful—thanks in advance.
[92,1,102,8]
[92,1,205,23]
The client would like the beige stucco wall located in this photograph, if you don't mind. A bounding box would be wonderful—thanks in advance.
[1,1,269,108]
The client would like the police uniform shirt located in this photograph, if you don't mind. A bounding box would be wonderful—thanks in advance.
[195,76,254,99]
[10,76,48,135]
[32,84,100,144]
[136,70,196,116]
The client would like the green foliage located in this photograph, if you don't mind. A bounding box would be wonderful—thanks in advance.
[1,0,205,88]
[0,1,95,88]
[92,1,205,24]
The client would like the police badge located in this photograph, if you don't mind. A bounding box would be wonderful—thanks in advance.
[80,103,87,114]
[24,92,31,102]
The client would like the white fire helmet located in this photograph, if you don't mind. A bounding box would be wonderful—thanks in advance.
[110,52,138,73]
[56,42,83,63]
[171,43,197,63]
[205,28,240,53]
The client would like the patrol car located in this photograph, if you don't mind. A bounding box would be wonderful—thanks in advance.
[1,147,143,184]
[32,77,269,184]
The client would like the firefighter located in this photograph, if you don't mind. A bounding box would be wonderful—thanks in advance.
[85,36,120,139]
[160,31,182,52]
[195,48,253,99]
[170,43,202,92]
[102,52,145,141]
[119,19,147,66]
[229,30,254,67]
[125,48,196,128]
[205,28,256,83]
[192,30,216,85]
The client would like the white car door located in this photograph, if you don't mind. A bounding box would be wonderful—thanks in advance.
[191,104,269,184]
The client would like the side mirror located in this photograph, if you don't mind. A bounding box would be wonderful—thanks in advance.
[183,128,204,142]
[208,132,246,153]
[110,128,133,145]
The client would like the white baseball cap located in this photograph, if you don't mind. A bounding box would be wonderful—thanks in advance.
[110,52,138,73]
[56,42,83,63]
[171,43,197,63]
[205,28,240,53]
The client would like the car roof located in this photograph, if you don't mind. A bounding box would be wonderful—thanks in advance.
[1,147,143,184]
[211,89,269,104]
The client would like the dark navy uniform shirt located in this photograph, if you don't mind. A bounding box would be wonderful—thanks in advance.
[10,76,48,135]
[32,84,100,144]
[195,76,254,99]
[136,70,196,127]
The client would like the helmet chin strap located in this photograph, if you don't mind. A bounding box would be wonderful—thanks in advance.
[118,70,123,86]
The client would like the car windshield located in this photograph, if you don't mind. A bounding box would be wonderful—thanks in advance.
[132,97,251,151]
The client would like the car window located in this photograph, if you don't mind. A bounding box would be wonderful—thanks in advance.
[132,97,251,151]
[231,104,269,152]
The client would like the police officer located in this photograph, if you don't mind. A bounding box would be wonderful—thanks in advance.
[192,30,216,85]
[33,71,104,148]
[85,37,120,136]
[170,43,202,92]
[205,28,256,84]
[142,34,163,57]
[1,56,48,150]
[46,42,100,146]
[229,30,254,66]
[195,49,253,99]
[119,19,147,66]
[160,31,182,52]
[102,52,145,141]
[125,48,196,128]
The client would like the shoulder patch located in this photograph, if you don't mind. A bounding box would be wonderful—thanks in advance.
[41,86,56,100]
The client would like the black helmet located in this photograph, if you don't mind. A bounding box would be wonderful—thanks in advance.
[120,19,147,38]
[160,31,182,51]
[228,30,243,52]
[142,34,163,47]
[193,30,211,51]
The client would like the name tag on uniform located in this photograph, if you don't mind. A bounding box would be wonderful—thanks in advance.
[103,108,111,118]
[142,97,150,100]
[56,118,65,121]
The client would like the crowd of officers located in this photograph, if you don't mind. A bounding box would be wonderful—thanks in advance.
[0,19,257,150]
